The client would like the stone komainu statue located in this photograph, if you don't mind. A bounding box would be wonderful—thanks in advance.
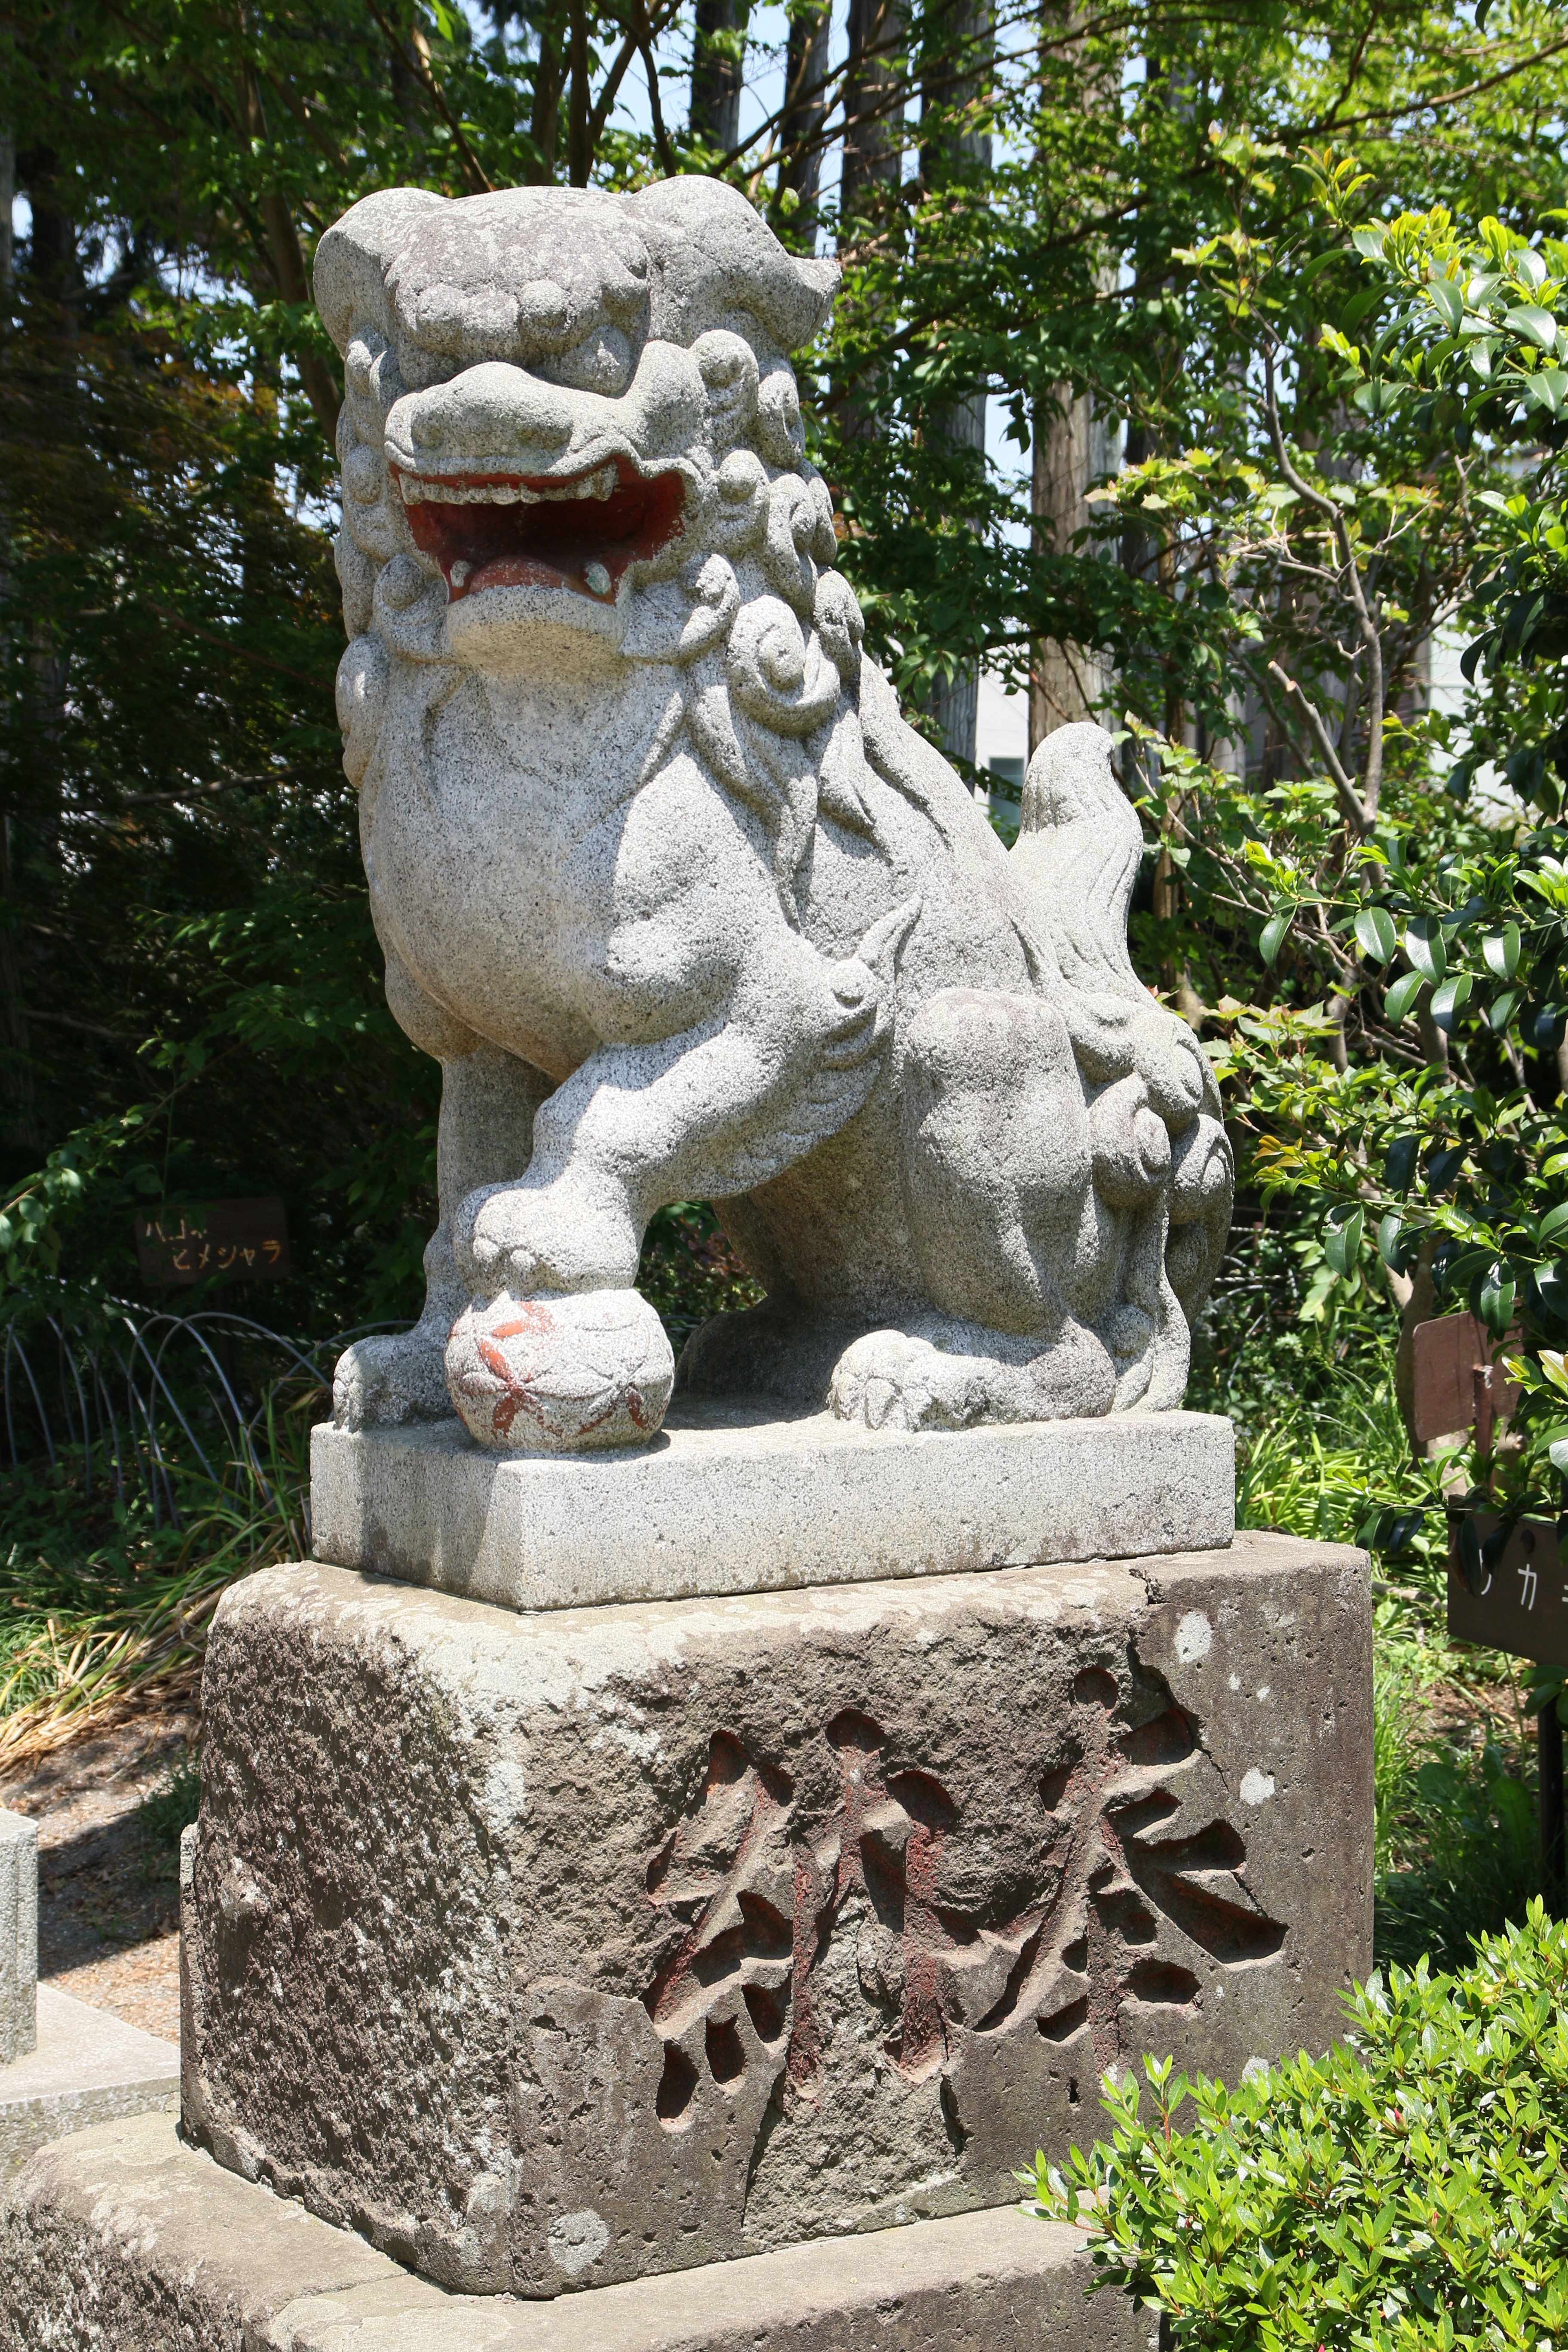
[317,176,1232,1451]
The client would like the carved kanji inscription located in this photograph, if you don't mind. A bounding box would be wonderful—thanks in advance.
[637,1660,1286,2194]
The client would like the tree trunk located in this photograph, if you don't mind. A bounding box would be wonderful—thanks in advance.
[921,0,991,769]
[691,0,747,153]
[775,0,831,231]
[567,2,591,187]
[526,19,564,181]
[1028,383,1117,750]
[842,0,904,224]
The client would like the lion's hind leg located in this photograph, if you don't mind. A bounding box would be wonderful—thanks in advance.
[827,986,1115,1431]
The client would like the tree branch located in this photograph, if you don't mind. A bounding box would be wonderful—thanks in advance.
[1262,343,1383,833]
[359,0,493,193]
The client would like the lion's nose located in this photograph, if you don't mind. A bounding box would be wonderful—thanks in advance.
[397,362,576,468]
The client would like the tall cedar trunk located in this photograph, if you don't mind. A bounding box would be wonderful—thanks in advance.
[527,17,564,180]
[1027,12,1116,755]
[842,0,904,224]
[920,0,992,769]
[567,2,591,186]
[1027,386,1117,750]
[691,0,747,152]
[775,0,831,230]
[238,62,340,437]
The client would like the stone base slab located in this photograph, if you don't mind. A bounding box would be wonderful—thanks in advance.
[0,2110,1136,2351]
[309,1405,1236,1609]
[182,1534,1370,2298]
[0,1984,178,2177]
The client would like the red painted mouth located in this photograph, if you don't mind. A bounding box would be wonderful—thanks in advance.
[393,456,686,604]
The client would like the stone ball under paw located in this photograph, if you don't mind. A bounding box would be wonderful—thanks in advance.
[445,1288,675,1452]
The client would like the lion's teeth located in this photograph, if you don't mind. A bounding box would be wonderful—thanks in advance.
[398,476,541,506]
[396,464,617,506]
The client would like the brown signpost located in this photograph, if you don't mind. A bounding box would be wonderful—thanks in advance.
[1422,1314,1565,1896]
[134,1199,291,1288]
[1412,1311,1521,1449]
[1448,1510,1567,1898]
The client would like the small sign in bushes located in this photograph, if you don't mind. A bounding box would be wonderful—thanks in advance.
[1448,1512,1568,1670]
[1449,1510,1567,1898]
[134,1199,291,1286]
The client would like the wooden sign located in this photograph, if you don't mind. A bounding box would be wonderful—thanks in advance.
[1448,1513,1568,1669]
[1412,1313,1522,1447]
[134,1198,291,1287]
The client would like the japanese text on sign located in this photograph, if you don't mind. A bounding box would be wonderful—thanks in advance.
[134,1198,291,1287]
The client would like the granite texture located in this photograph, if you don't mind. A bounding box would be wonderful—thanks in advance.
[0,2109,1136,2351]
[316,176,1232,1452]
[0,1810,37,2065]
[0,1984,178,2176]
[310,1406,1237,1608]
[180,1536,1372,2297]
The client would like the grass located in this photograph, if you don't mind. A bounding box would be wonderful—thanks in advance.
[0,1349,320,1767]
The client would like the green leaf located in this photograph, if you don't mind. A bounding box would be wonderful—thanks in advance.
[1504,303,1557,349]
[1482,922,1522,980]
[1540,1201,1568,1248]
[1385,970,1426,1022]
[1323,1204,1364,1277]
[1426,276,1463,331]
[1384,1135,1420,1192]
[1430,973,1473,1032]
[1479,1261,1516,1336]
[1551,1438,1568,1476]
[1351,226,1387,260]
[1377,1210,1409,1271]
[1260,910,1292,967]
[1403,919,1446,985]
[1355,906,1397,963]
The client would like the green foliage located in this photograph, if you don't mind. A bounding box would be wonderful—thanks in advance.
[0,293,441,1324]
[636,1201,764,1359]
[0,1335,321,1763]
[1022,1902,1568,2349]
[1086,161,1568,1528]
[1378,1735,1545,1973]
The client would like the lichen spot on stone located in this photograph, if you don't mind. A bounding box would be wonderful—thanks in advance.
[1174,1609,1213,1665]
[548,2207,609,2274]
[1240,1768,1276,1807]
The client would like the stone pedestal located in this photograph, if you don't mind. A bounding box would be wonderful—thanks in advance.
[178,1525,1367,2299]
[2,1418,1373,2345]
[0,1987,178,2178]
[0,2109,1137,2352]
[0,1805,179,2180]
[310,1406,1237,1609]
[0,1810,37,2065]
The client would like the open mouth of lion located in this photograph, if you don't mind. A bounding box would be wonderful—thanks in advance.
[393,456,686,604]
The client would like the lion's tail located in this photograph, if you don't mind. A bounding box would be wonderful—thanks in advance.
[1008,722,1147,1007]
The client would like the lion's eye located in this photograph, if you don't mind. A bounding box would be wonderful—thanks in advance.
[548,325,634,398]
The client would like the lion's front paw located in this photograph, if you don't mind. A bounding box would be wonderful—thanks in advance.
[445,1288,674,1453]
[333,1328,453,1429]
[453,1169,641,1296]
[827,1330,986,1433]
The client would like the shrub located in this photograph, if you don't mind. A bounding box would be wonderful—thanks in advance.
[1023,1901,1568,2349]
